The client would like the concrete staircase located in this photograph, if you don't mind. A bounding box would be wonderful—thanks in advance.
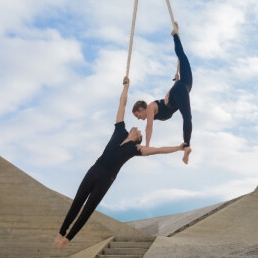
[96,236,155,258]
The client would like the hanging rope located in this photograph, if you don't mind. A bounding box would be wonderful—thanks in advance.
[126,0,138,77]
[165,0,175,25]
[125,0,179,77]
[165,0,180,76]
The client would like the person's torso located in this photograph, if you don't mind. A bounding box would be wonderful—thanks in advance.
[154,99,178,120]
[97,122,141,176]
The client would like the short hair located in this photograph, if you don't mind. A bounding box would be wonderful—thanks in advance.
[132,100,147,113]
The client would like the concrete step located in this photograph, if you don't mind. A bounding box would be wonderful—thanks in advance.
[97,255,142,258]
[96,236,155,258]
[114,236,155,242]
[104,247,146,255]
[110,241,152,248]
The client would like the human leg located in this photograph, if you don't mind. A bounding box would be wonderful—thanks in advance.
[172,24,192,92]
[55,166,115,249]
[58,169,96,238]
[55,170,95,249]
[172,83,192,164]
[64,174,115,242]
[174,84,192,145]
[169,23,193,164]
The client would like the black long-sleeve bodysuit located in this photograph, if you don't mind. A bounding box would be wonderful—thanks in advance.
[59,121,141,240]
[154,33,193,147]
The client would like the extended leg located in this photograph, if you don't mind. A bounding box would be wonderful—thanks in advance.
[172,24,192,92]
[172,84,192,164]
[54,170,94,249]
[64,176,114,242]
[174,84,192,145]
[170,22,193,164]
[58,169,95,238]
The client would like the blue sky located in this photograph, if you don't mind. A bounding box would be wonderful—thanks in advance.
[0,0,258,222]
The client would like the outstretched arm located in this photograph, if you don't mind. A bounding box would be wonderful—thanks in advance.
[116,76,130,123]
[145,103,156,147]
[138,143,185,156]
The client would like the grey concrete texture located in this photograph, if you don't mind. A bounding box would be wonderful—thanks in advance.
[127,199,241,237]
[1,155,258,258]
[142,187,258,258]
[0,156,148,258]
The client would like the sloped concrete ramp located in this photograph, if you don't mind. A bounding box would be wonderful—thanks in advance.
[127,198,241,237]
[0,156,149,258]
[143,186,258,258]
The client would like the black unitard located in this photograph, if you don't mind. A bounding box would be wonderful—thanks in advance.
[154,33,193,147]
[59,121,141,240]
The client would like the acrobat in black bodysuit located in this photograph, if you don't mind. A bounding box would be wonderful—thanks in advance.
[154,32,193,147]
[54,76,184,249]
[58,121,141,241]
[132,22,193,164]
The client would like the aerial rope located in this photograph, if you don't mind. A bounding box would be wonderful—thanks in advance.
[165,0,180,76]
[165,0,175,25]
[126,0,179,77]
[125,0,138,77]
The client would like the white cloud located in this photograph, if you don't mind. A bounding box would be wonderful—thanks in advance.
[0,0,258,220]
[231,57,258,80]
[100,178,258,211]
[204,178,258,200]
[0,29,84,115]
[101,188,202,211]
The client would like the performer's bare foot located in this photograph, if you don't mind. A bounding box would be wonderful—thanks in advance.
[182,147,191,164]
[54,234,63,249]
[56,237,70,249]
[171,21,179,36]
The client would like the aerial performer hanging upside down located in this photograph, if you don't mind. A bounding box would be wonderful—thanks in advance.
[132,22,193,164]
[54,76,185,249]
